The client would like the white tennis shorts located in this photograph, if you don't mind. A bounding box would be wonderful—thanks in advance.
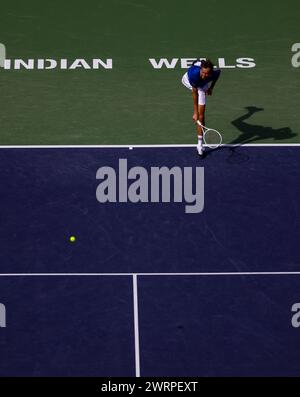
[181,72,210,106]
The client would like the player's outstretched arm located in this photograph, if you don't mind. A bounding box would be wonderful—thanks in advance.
[192,87,199,122]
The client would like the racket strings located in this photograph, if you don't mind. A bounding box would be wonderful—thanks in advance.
[203,129,222,148]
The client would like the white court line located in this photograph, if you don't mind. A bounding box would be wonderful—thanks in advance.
[132,274,141,378]
[1,272,300,276]
[2,270,299,379]
[0,143,299,149]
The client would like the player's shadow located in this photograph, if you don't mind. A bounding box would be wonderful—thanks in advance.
[229,106,296,145]
[200,106,296,161]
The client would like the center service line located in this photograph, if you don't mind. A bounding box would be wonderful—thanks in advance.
[132,274,141,378]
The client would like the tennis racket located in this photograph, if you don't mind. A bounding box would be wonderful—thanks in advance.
[196,120,222,149]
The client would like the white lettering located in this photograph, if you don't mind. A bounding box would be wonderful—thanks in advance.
[218,57,236,68]
[14,59,35,70]
[69,59,91,69]
[291,43,300,67]
[236,57,256,68]
[0,43,6,67]
[92,58,113,69]
[180,58,205,68]
[149,58,179,69]
[37,59,57,70]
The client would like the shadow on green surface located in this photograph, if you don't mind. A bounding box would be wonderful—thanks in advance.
[229,106,297,145]
[201,106,297,163]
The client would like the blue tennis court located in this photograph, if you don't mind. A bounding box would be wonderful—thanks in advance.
[0,145,299,376]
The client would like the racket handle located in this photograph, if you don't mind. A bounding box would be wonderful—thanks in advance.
[196,120,204,127]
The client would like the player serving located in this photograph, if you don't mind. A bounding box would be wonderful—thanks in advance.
[182,59,221,156]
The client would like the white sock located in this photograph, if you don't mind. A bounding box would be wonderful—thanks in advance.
[198,136,203,145]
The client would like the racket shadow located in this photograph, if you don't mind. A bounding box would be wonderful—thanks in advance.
[225,145,250,164]
[199,145,223,160]
[199,145,250,164]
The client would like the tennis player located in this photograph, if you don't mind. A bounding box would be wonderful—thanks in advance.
[182,59,221,155]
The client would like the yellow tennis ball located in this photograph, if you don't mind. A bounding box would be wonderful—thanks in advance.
[69,236,76,243]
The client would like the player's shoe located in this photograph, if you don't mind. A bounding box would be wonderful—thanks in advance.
[197,144,204,156]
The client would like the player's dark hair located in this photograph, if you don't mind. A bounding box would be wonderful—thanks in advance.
[201,59,214,70]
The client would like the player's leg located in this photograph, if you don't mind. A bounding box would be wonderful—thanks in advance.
[196,90,206,156]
